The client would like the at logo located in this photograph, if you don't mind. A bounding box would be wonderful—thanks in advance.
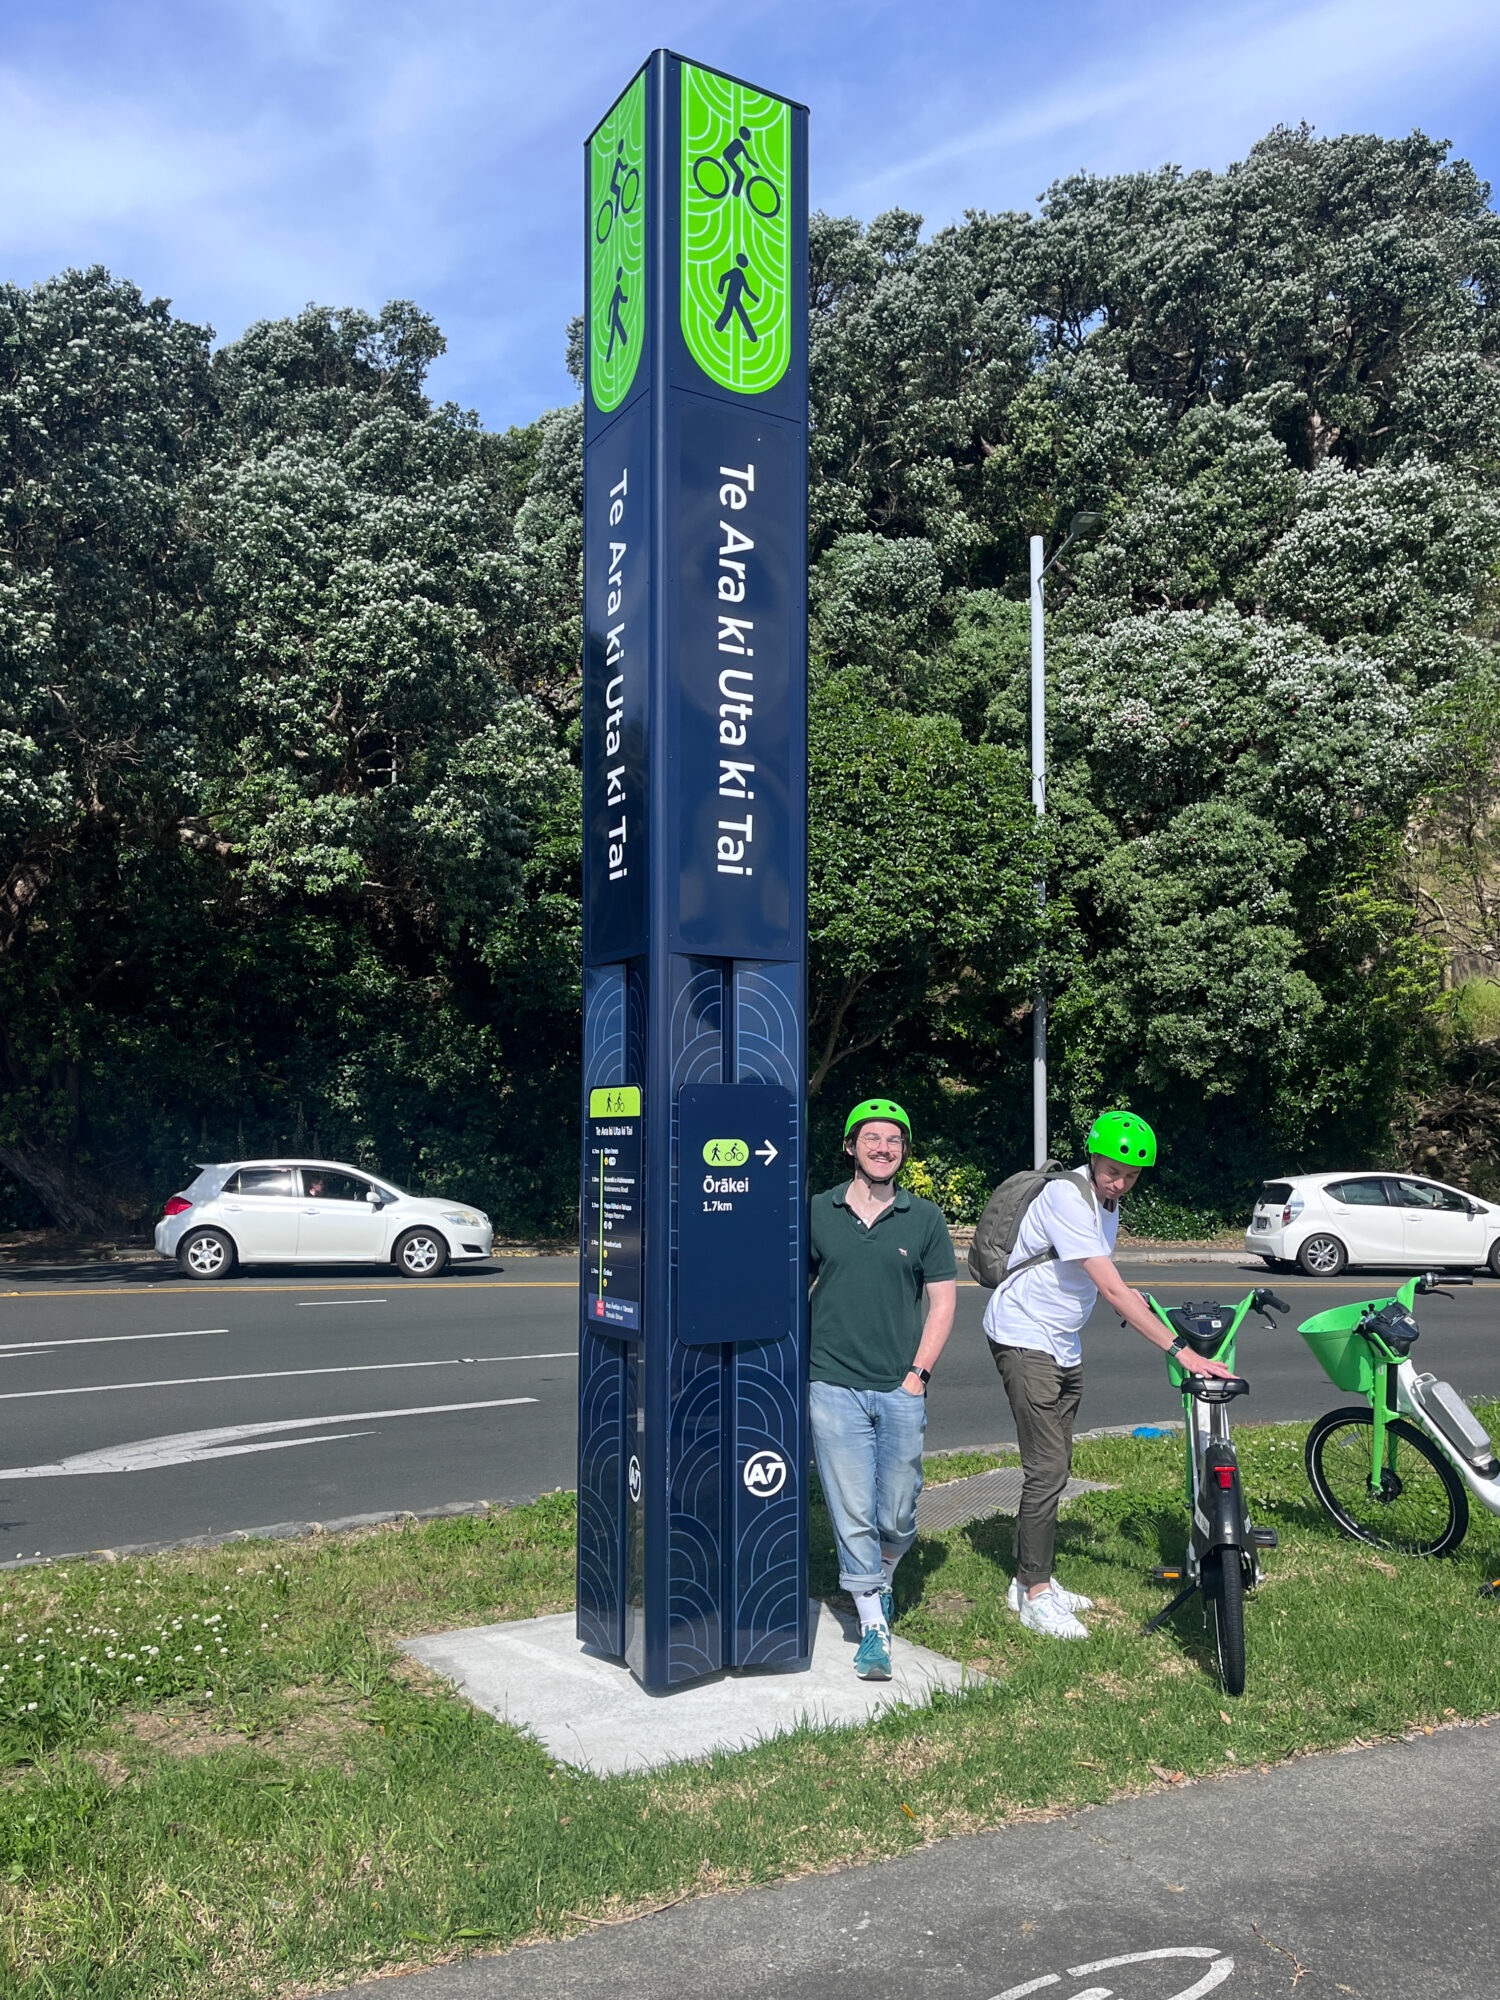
[742,1448,787,1497]
[627,1454,642,1503]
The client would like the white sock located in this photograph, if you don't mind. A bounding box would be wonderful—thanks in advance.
[879,1553,899,1588]
[854,1590,885,1629]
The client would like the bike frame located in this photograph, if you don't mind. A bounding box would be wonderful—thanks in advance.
[1145,1291,1263,1586]
[1297,1275,1500,1517]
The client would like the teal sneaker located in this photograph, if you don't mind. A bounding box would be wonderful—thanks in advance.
[853,1623,893,1680]
[880,1586,895,1629]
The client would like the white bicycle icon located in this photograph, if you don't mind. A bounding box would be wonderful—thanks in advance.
[992,1945,1234,2000]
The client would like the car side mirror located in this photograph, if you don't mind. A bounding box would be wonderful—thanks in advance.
[365,1190,383,1207]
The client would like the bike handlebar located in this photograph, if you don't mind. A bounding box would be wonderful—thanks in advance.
[1417,1272,1474,1294]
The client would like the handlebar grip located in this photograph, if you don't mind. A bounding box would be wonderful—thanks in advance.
[1266,1292,1291,1313]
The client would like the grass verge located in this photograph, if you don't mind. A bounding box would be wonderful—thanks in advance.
[3,1420,1499,1997]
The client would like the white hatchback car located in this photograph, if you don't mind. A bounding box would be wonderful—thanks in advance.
[1246,1171,1500,1278]
[154,1159,494,1279]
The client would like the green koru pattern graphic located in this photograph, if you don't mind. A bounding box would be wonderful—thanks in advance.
[590,72,646,412]
[681,64,790,394]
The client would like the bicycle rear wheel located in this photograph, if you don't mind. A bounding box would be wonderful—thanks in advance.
[1306,1406,1468,1557]
[1205,1551,1246,1698]
[692,155,730,199]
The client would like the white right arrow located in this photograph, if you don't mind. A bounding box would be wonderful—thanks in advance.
[756,1140,779,1165]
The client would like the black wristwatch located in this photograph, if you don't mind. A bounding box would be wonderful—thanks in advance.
[1166,1334,1188,1358]
[907,1364,932,1385]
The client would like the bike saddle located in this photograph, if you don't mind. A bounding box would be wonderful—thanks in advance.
[1165,1302,1232,1355]
[1363,1302,1420,1355]
[1185,1373,1250,1403]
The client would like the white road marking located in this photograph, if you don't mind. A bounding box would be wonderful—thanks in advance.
[296,1299,388,1307]
[990,1952,1232,2000]
[0,1350,579,1403]
[0,1398,538,1477]
[0,1328,227,1356]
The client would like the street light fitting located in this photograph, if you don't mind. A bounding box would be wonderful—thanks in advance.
[1041,508,1106,576]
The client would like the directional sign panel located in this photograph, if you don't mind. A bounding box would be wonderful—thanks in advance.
[585,1086,643,1334]
[676,1082,795,1347]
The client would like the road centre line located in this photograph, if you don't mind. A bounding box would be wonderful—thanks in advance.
[0,1350,581,1402]
[296,1299,388,1307]
[0,1328,228,1356]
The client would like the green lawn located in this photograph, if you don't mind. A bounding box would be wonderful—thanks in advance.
[4,1419,1499,1998]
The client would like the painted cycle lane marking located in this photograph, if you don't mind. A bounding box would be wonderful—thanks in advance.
[0,1397,539,1477]
[992,1946,1233,2000]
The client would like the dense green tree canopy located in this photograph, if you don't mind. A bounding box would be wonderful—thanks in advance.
[3,121,1499,1232]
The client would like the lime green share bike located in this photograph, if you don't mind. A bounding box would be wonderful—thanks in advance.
[1138,1288,1286,1696]
[1298,1272,1500,1557]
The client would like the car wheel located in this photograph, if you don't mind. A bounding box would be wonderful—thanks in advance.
[1298,1233,1347,1278]
[394,1228,448,1278]
[178,1229,236,1280]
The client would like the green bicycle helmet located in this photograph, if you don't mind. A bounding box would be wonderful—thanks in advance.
[1085,1109,1157,1166]
[844,1097,912,1143]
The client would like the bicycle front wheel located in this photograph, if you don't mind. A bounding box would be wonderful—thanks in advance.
[745,173,781,219]
[1205,1551,1246,1698]
[1306,1406,1468,1557]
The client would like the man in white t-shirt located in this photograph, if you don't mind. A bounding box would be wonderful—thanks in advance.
[983,1110,1232,1640]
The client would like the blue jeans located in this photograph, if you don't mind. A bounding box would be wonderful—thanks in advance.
[809,1380,927,1596]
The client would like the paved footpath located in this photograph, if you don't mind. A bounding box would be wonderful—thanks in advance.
[328,1722,1498,1999]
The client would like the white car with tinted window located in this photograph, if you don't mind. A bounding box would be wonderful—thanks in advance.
[153,1159,493,1279]
[1247,1171,1500,1278]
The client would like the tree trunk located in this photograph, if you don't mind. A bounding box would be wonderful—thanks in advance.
[0,1141,114,1233]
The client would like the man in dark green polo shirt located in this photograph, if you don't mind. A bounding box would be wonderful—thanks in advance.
[809,1097,957,1680]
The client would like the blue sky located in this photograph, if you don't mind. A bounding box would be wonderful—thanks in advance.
[4,0,1500,432]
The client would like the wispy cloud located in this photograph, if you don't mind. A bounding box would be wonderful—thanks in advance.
[1,0,1497,426]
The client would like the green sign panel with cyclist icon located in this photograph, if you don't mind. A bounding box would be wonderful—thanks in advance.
[681,63,791,395]
[590,71,646,413]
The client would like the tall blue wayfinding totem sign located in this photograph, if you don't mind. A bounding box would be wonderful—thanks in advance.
[578,51,809,1690]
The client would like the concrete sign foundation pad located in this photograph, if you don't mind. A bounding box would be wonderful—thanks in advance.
[402,1600,981,1777]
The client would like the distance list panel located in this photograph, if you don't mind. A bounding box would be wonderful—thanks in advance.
[585,1086,643,1334]
[676,1082,795,1345]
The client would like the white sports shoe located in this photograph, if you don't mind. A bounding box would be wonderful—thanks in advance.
[1016,1584,1089,1641]
[1007,1577,1094,1615]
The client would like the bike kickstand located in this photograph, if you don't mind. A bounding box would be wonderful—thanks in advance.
[1142,1578,1199,1634]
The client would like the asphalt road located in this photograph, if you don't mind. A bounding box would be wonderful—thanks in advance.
[2,1256,1497,1563]
[330,1720,1500,1999]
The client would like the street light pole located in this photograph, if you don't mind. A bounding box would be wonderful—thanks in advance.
[1026,511,1103,1173]
[1029,534,1047,1171]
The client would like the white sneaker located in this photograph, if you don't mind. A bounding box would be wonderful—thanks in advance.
[1017,1584,1089,1640]
[1007,1577,1094,1615]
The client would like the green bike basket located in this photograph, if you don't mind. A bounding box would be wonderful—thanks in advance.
[1297,1303,1378,1397]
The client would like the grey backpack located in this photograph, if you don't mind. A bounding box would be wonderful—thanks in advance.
[967,1160,1098,1289]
